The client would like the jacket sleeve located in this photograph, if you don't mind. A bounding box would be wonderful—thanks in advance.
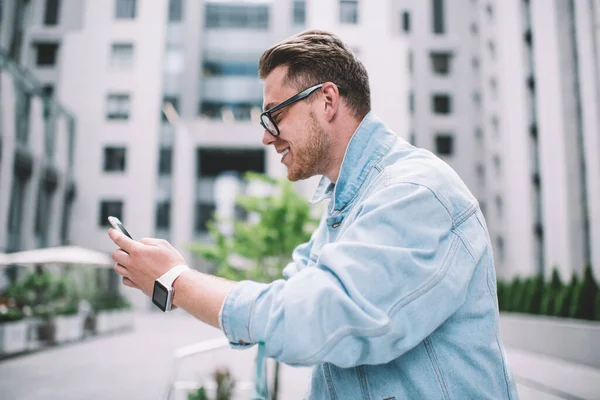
[218,182,482,367]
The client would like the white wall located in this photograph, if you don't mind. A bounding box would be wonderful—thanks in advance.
[492,0,537,279]
[59,0,167,258]
[305,0,409,142]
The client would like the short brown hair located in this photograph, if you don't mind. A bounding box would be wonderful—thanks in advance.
[259,30,371,120]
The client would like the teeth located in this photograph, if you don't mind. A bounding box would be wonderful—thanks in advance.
[281,149,289,156]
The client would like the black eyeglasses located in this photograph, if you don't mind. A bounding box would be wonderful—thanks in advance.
[260,83,343,137]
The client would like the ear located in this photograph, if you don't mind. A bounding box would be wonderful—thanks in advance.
[321,82,341,122]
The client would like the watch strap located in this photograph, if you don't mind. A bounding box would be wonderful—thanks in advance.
[158,264,190,287]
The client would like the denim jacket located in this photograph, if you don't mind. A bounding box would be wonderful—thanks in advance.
[219,112,519,399]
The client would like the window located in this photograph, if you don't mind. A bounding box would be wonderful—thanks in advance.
[34,182,53,247]
[496,236,504,262]
[99,201,123,227]
[490,77,498,96]
[158,147,173,175]
[44,0,60,25]
[409,133,416,145]
[43,85,54,98]
[491,115,499,136]
[115,0,136,19]
[430,52,451,75]
[409,92,414,114]
[476,163,485,186]
[156,201,171,229]
[164,47,184,74]
[340,0,358,24]
[495,195,503,218]
[293,0,306,25]
[103,147,127,172]
[435,134,454,156]
[408,51,413,73]
[432,94,451,114]
[472,56,480,70]
[470,22,478,35]
[168,0,183,22]
[110,43,134,68]
[199,101,262,121]
[486,3,494,19]
[488,40,496,60]
[203,61,258,77]
[162,96,179,122]
[195,202,216,233]
[205,4,269,29]
[480,201,487,220]
[35,43,59,66]
[106,94,130,120]
[432,0,445,34]
[402,11,410,33]
[196,148,265,178]
[493,154,502,176]
[473,91,481,106]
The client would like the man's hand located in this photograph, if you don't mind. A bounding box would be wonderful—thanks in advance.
[108,229,187,297]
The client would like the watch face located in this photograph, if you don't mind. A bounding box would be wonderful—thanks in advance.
[152,281,169,312]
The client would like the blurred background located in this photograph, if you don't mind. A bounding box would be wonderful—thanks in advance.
[0,0,599,399]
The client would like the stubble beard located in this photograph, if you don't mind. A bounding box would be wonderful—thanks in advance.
[287,113,330,182]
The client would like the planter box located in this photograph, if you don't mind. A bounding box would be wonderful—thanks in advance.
[500,313,600,369]
[0,320,28,355]
[116,310,134,331]
[95,311,114,334]
[54,315,84,343]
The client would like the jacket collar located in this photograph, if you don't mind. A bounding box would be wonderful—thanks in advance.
[310,111,397,211]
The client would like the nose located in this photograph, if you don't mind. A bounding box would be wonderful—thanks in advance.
[262,129,276,146]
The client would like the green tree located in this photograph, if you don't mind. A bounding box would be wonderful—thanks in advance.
[189,172,318,400]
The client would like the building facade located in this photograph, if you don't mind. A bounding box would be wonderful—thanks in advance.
[0,0,78,287]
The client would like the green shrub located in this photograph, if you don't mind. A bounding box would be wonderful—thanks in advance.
[496,266,600,321]
[553,275,577,317]
[523,275,544,314]
[569,265,598,320]
[540,268,562,316]
[510,278,526,313]
[0,305,25,323]
[596,291,600,321]
[496,281,506,311]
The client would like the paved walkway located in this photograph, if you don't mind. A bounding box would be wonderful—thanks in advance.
[0,312,598,399]
[0,311,311,400]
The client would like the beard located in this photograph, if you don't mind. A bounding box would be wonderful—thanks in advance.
[287,112,330,181]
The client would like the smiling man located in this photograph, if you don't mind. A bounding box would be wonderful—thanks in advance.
[109,30,518,399]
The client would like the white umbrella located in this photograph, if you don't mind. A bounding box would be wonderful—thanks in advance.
[0,246,113,268]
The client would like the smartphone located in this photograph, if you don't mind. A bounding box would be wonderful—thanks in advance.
[108,216,133,239]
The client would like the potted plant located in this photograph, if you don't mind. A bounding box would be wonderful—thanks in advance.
[0,304,28,356]
[188,368,238,400]
[90,293,132,334]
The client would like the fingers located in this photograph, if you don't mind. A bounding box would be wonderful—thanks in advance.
[122,277,138,289]
[139,237,171,248]
[111,248,130,267]
[108,228,138,254]
[113,262,129,278]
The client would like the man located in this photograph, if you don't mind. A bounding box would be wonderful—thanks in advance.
[109,30,518,399]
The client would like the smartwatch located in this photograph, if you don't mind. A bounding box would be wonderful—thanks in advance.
[152,265,189,312]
